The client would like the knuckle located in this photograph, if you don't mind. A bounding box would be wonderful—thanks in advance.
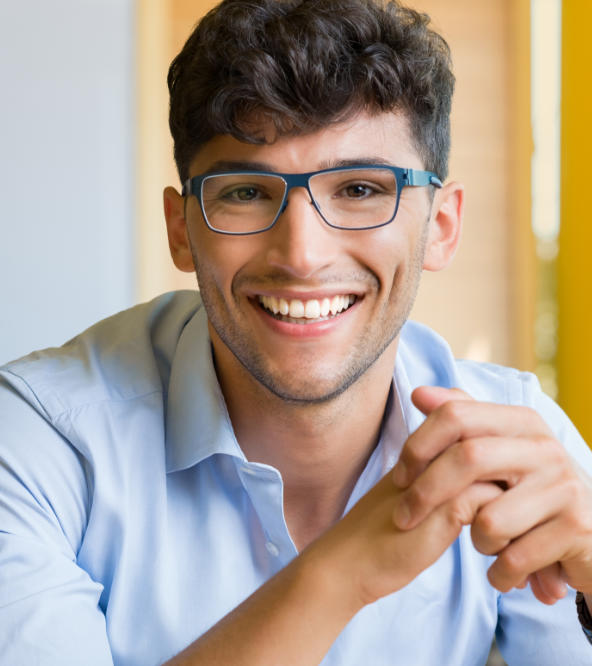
[515,405,549,434]
[400,436,429,470]
[497,548,527,577]
[474,506,505,542]
[407,448,429,469]
[562,508,582,533]
[536,434,566,462]
[406,483,432,512]
[439,399,469,428]
[564,473,584,501]
[447,495,472,527]
[456,438,484,469]
[561,479,591,530]
[470,523,495,555]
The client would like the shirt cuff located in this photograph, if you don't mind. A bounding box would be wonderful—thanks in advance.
[576,591,592,645]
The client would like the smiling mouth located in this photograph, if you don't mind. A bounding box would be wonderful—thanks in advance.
[256,294,358,324]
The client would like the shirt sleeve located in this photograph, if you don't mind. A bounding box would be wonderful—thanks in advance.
[0,374,113,665]
[496,372,592,665]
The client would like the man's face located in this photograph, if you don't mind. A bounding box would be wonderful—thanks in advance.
[177,112,446,404]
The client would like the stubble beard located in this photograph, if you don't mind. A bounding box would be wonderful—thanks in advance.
[191,233,427,407]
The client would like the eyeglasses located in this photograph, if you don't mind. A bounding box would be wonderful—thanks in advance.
[182,164,442,235]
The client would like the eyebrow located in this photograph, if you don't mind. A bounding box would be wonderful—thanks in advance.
[318,157,392,169]
[204,160,273,173]
[201,157,394,174]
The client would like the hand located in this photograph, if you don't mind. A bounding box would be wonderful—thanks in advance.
[391,386,592,603]
[315,461,502,609]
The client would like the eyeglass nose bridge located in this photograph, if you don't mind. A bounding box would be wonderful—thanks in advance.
[277,172,322,219]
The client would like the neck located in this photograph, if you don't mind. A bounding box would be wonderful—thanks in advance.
[212,331,398,549]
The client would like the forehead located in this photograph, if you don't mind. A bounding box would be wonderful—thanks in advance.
[189,111,423,175]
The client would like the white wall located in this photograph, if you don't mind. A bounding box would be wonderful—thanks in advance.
[0,0,135,363]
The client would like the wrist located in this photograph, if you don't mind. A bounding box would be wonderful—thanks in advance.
[299,531,367,622]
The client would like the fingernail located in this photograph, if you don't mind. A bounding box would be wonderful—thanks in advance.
[392,461,407,488]
[394,500,411,529]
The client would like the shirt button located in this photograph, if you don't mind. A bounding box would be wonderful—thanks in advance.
[265,541,280,557]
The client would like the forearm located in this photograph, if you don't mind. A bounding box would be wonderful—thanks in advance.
[163,464,494,665]
[163,543,359,666]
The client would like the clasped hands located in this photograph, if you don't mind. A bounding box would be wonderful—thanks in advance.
[390,385,592,605]
[323,385,592,612]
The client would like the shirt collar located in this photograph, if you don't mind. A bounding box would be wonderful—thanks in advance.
[394,334,428,442]
[339,340,428,511]
[165,309,427,475]
[165,306,245,472]
[346,332,430,486]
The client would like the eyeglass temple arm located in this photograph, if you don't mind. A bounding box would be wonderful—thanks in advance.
[404,170,443,189]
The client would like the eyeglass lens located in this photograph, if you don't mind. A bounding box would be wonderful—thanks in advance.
[200,168,399,232]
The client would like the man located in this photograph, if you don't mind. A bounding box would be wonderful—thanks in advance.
[1,0,592,663]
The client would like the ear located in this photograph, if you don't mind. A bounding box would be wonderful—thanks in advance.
[163,186,194,273]
[422,181,464,271]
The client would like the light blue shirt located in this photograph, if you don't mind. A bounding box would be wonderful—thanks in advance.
[1,291,591,665]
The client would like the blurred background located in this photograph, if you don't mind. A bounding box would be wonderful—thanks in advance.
[1,0,590,446]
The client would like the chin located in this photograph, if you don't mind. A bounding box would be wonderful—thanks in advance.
[252,368,365,406]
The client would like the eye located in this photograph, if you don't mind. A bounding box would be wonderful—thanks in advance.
[334,181,383,200]
[223,186,264,202]
[343,183,375,198]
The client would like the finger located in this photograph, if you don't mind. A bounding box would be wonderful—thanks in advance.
[392,387,472,488]
[515,577,529,589]
[392,481,503,553]
[471,463,572,555]
[411,386,474,415]
[393,435,560,530]
[532,564,568,603]
[393,399,553,489]
[527,571,561,605]
[487,516,574,595]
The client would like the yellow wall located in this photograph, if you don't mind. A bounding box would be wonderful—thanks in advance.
[557,1,592,445]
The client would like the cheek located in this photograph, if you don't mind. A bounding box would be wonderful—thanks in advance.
[362,227,425,305]
[191,231,256,287]
[356,229,408,286]
[193,235,277,317]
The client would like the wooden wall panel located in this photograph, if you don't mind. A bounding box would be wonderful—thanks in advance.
[136,0,218,301]
[409,0,533,369]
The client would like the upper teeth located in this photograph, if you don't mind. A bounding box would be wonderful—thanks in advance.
[258,295,356,319]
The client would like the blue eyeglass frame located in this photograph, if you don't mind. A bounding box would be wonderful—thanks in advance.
[182,164,443,235]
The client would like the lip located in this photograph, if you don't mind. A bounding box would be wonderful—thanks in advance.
[245,288,365,301]
[249,295,361,338]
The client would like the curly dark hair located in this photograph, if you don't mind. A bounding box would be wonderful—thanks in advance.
[168,0,454,183]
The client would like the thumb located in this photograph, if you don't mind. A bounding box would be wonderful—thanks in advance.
[411,385,474,416]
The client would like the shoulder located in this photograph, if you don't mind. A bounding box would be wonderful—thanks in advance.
[0,290,202,421]
[398,320,534,404]
[0,290,206,548]
[398,320,592,472]
[0,290,205,481]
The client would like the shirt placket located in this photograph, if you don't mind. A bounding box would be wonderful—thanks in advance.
[236,461,299,571]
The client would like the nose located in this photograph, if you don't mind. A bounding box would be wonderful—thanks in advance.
[265,187,339,279]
